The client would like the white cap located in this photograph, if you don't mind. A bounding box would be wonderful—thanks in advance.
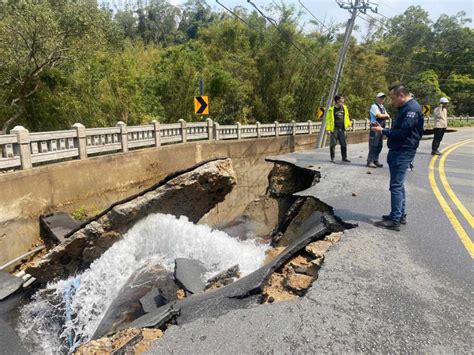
[440,97,449,103]
[376,92,386,98]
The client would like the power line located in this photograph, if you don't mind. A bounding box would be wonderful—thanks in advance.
[271,0,306,34]
[297,0,331,34]
[215,0,289,54]
[377,0,399,14]
[246,0,322,68]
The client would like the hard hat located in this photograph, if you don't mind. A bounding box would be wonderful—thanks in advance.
[440,97,449,103]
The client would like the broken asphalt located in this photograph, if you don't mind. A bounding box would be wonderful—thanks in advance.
[149,128,473,353]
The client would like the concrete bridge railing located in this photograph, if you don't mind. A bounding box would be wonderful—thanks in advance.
[0,116,472,171]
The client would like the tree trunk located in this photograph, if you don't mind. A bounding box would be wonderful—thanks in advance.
[1,108,24,135]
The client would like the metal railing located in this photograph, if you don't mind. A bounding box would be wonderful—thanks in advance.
[1,116,472,171]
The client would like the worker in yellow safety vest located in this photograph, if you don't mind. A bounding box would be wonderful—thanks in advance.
[326,94,352,163]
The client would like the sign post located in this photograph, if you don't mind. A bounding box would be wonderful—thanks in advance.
[194,79,209,116]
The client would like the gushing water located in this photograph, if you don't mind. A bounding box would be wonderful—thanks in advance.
[17,214,269,354]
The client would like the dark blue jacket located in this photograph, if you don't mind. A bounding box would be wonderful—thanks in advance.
[383,99,424,151]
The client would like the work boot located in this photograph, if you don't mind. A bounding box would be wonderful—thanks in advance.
[367,162,377,168]
[374,219,401,231]
[341,147,350,163]
[374,161,383,168]
[431,151,441,156]
[383,214,406,225]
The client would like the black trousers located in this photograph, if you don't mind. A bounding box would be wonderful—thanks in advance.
[330,127,347,159]
[432,128,446,152]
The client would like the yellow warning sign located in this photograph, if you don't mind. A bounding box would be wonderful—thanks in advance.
[194,96,209,115]
[316,106,325,119]
[422,105,431,116]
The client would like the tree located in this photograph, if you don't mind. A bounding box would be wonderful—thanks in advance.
[0,1,117,133]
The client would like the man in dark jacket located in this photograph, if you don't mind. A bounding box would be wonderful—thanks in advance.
[371,85,424,231]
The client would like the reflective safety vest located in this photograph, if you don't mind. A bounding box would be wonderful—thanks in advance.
[326,104,351,132]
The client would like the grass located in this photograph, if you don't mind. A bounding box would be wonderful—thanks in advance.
[71,207,104,221]
[447,120,474,127]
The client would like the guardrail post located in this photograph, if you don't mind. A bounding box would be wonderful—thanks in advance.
[117,121,128,153]
[274,121,279,137]
[11,126,32,170]
[214,123,220,141]
[72,123,87,159]
[237,122,242,140]
[151,120,161,147]
[307,120,312,134]
[292,120,296,136]
[351,119,356,131]
[256,121,261,138]
[179,119,187,143]
[206,118,213,140]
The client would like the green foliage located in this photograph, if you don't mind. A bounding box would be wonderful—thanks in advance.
[71,207,87,221]
[448,119,474,127]
[407,70,447,106]
[0,1,472,133]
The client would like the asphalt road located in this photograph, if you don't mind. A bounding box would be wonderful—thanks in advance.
[150,128,473,354]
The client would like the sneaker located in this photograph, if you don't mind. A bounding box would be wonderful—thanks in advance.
[382,214,406,225]
[330,158,336,163]
[367,162,377,168]
[374,161,383,168]
[374,219,401,231]
[342,158,351,163]
[431,151,441,156]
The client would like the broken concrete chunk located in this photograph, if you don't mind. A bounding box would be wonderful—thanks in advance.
[127,215,335,331]
[93,263,177,339]
[139,287,168,314]
[0,271,24,301]
[263,273,296,302]
[176,289,186,300]
[174,258,207,295]
[285,272,314,295]
[305,240,333,259]
[205,265,240,290]
[266,162,318,196]
[325,232,343,244]
[76,327,163,355]
[27,158,236,282]
[39,212,82,247]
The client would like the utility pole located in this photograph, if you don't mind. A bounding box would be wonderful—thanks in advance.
[316,0,378,148]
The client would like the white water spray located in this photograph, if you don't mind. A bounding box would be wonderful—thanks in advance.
[17,214,269,354]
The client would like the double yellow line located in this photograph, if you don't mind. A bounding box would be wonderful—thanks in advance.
[429,138,474,258]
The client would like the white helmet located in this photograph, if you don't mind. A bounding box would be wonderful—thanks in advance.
[440,97,449,103]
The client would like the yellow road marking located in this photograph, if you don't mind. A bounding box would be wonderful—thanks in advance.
[439,140,474,228]
[429,139,474,258]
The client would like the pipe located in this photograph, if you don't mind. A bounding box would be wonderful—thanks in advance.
[0,245,46,271]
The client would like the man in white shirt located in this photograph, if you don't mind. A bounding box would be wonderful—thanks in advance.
[432,97,449,155]
[367,92,390,168]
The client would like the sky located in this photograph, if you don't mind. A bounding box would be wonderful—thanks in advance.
[104,0,473,39]
[214,1,472,29]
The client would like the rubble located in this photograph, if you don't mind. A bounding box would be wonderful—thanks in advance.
[27,158,236,282]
